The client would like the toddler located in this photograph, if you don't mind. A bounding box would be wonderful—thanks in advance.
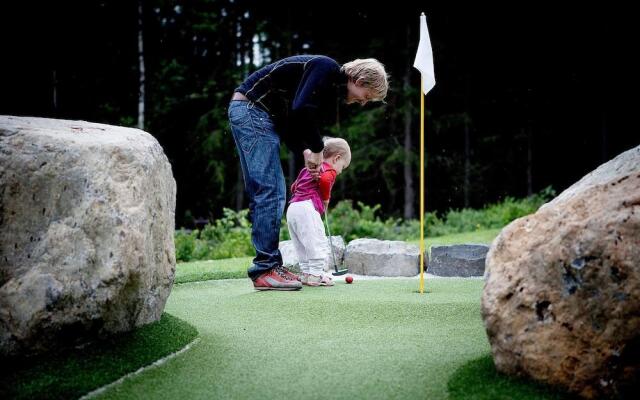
[286,138,351,286]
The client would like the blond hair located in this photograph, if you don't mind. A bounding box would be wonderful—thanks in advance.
[323,137,351,168]
[341,58,389,102]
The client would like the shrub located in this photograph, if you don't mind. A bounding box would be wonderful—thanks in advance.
[174,229,198,262]
[328,200,415,242]
[174,208,253,262]
[174,187,555,262]
[430,186,555,235]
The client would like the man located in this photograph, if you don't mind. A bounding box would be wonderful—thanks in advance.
[228,55,388,290]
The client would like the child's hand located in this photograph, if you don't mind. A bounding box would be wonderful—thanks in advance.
[323,200,329,210]
[304,149,323,179]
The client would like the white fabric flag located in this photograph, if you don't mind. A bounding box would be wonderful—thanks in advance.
[413,13,436,95]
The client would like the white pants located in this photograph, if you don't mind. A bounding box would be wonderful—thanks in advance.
[286,200,328,276]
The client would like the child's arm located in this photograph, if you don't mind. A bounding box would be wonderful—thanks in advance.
[318,169,337,209]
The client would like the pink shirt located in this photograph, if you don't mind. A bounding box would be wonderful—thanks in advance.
[289,162,337,214]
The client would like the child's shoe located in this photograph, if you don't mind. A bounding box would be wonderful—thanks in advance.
[305,273,335,287]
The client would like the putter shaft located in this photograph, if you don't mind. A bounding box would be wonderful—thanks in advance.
[324,207,348,275]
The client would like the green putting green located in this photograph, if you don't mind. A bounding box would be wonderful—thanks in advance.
[448,355,568,400]
[92,278,568,400]
[1,313,197,400]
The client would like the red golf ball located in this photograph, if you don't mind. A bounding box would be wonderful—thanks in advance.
[345,276,353,284]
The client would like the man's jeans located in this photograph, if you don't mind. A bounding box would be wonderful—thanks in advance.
[228,100,285,279]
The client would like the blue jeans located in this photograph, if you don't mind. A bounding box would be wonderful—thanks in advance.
[228,100,285,279]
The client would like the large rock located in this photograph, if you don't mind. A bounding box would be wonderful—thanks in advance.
[0,116,177,357]
[344,238,420,276]
[482,145,640,399]
[279,236,345,272]
[429,244,489,277]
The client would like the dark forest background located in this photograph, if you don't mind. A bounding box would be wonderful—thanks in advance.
[1,1,637,228]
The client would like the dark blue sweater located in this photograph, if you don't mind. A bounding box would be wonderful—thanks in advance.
[235,55,347,153]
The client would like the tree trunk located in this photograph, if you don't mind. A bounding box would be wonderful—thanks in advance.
[403,27,415,219]
[463,118,471,207]
[52,70,58,113]
[526,126,533,196]
[601,111,608,162]
[137,0,145,130]
[246,13,255,73]
[463,74,472,208]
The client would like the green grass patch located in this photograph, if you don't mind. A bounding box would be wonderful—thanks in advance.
[175,256,252,283]
[408,227,501,250]
[0,313,198,400]
[448,354,570,400]
[90,279,571,400]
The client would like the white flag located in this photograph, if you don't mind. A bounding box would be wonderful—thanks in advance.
[413,13,436,95]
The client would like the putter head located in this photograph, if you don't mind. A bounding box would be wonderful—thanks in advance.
[332,268,348,276]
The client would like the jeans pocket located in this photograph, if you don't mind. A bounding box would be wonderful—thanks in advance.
[229,105,258,154]
[228,103,251,127]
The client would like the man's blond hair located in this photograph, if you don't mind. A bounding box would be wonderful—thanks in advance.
[323,137,351,168]
[341,58,389,102]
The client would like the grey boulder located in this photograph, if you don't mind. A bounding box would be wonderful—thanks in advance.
[429,244,489,277]
[344,238,420,276]
[482,145,640,399]
[0,116,177,357]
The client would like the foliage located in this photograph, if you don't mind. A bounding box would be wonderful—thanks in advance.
[426,186,556,236]
[5,2,628,228]
[175,208,253,262]
[176,188,555,262]
[175,229,198,262]
[327,200,417,242]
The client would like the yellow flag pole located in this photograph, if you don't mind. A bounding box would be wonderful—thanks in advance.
[419,77,425,294]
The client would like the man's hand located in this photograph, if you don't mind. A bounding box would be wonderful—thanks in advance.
[304,149,323,179]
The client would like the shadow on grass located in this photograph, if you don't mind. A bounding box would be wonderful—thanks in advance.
[448,353,575,400]
[0,313,198,400]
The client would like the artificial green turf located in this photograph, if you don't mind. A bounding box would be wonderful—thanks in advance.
[408,228,501,249]
[0,313,198,400]
[175,256,252,283]
[92,278,570,400]
[448,354,571,400]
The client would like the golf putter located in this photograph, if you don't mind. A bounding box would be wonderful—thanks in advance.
[323,207,348,276]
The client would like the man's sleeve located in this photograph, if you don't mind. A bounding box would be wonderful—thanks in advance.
[290,57,338,153]
[318,170,337,201]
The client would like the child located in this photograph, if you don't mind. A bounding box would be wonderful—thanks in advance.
[286,137,351,286]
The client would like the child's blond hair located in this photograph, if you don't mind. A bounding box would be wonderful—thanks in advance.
[323,137,351,168]
[341,58,389,102]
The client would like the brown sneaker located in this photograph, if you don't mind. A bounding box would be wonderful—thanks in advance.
[252,268,302,291]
